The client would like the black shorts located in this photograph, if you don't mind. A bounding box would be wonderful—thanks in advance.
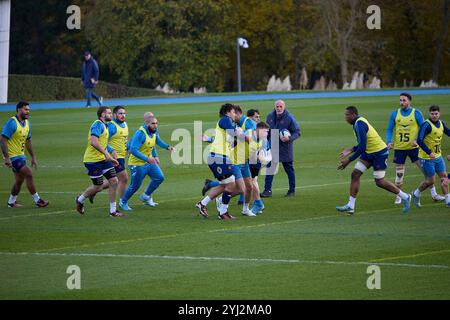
[249,163,262,178]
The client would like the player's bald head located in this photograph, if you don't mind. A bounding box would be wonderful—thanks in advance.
[143,112,154,122]
[144,115,157,125]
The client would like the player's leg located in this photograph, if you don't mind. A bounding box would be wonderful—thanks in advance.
[140,164,165,207]
[261,160,277,197]
[121,165,146,209]
[218,179,237,220]
[103,167,123,217]
[249,163,264,214]
[242,177,254,215]
[19,163,49,208]
[336,159,369,214]
[76,177,104,214]
[412,159,436,208]
[392,150,406,204]
[7,170,25,207]
[282,161,296,197]
[413,158,444,202]
[435,157,449,206]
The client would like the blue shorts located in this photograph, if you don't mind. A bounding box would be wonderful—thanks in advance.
[393,149,419,164]
[207,154,233,181]
[114,158,126,174]
[84,160,115,178]
[420,156,446,177]
[360,149,388,171]
[11,157,27,173]
[232,164,244,180]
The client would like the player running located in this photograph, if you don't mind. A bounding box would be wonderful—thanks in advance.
[1,101,49,208]
[386,93,444,204]
[336,106,411,214]
[88,106,130,204]
[119,115,174,210]
[75,106,124,217]
[412,105,450,208]
[196,103,244,220]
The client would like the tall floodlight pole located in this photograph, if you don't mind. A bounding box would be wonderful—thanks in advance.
[236,37,248,93]
[0,0,11,104]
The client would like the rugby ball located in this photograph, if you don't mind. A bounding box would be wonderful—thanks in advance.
[257,149,272,165]
[279,129,291,140]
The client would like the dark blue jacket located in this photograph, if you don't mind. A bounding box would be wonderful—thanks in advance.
[81,57,99,88]
[266,109,301,162]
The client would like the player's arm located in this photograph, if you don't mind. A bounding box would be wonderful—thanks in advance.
[155,132,174,151]
[416,122,433,158]
[442,121,450,137]
[1,119,16,168]
[25,137,38,169]
[89,122,117,165]
[0,136,11,168]
[91,60,99,84]
[385,111,396,149]
[288,116,301,141]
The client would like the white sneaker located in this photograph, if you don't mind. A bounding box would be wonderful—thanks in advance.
[215,196,222,213]
[139,194,158,207]
[432,194,446,202]
[242,208,257,217]
[394,195,402,204]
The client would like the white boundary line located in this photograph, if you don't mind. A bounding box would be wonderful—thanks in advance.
[0,251,447,270]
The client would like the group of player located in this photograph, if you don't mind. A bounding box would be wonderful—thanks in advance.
[195,103,271,219]
[74,106,175,217]
[2,93,449,219]
[336,93,450,214]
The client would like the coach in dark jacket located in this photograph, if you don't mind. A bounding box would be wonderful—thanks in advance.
[81,51,103,108]
[261,100,301,197]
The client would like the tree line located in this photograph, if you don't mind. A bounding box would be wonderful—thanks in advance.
[10,0,450,92]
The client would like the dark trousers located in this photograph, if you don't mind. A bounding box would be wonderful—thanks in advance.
[85,88,101,106]
[264,161,295,193]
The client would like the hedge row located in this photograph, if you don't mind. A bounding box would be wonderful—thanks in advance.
[8,74,163,102]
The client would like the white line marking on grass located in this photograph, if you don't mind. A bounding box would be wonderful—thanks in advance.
[0,251,447,270]
[34,203,442,253]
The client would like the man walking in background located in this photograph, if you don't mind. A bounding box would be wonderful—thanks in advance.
[81,51,103,108]
[261,100,301,198]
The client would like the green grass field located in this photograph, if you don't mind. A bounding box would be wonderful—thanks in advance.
[0,94,449,299]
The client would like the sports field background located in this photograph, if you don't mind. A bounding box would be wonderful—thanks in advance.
[0,94,449,299]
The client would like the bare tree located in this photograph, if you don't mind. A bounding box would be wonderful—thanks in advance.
[432,0,450,83]
[313,0,365,86]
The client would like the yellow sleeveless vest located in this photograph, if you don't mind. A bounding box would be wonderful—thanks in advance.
[355,117,387,154]
[128,127,156,166]
[419,120,444,160]
[109,120,129,158]
[394,108,419,150]
[83,120,109,163]
[7,117,30,158]
[210,118,232,158]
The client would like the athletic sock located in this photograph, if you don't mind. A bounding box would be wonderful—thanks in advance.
[397,190,409,201]
[243,203,249,211]
[110,202,117,214]
[238,193,244,202]
[348,196,356,209]
[430,186,438,197]
[445,194,450,204]
[222,191,232,205]
[77,194,86,203]
[201,196,211,206]
[413,188,421,197]
[254,199,263,207]
[8,195,17,204]
[32,193,40,203]
[219,203,229,215]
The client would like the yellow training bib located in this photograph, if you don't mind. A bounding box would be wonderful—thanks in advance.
[210,119,232,158]
[128,127,156,166]
[355,117,387,154]
[109,121,129,158]
[419,120,444,160]
[394,108,419,150]
[83,120,109,163]
[7,117,30,158]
